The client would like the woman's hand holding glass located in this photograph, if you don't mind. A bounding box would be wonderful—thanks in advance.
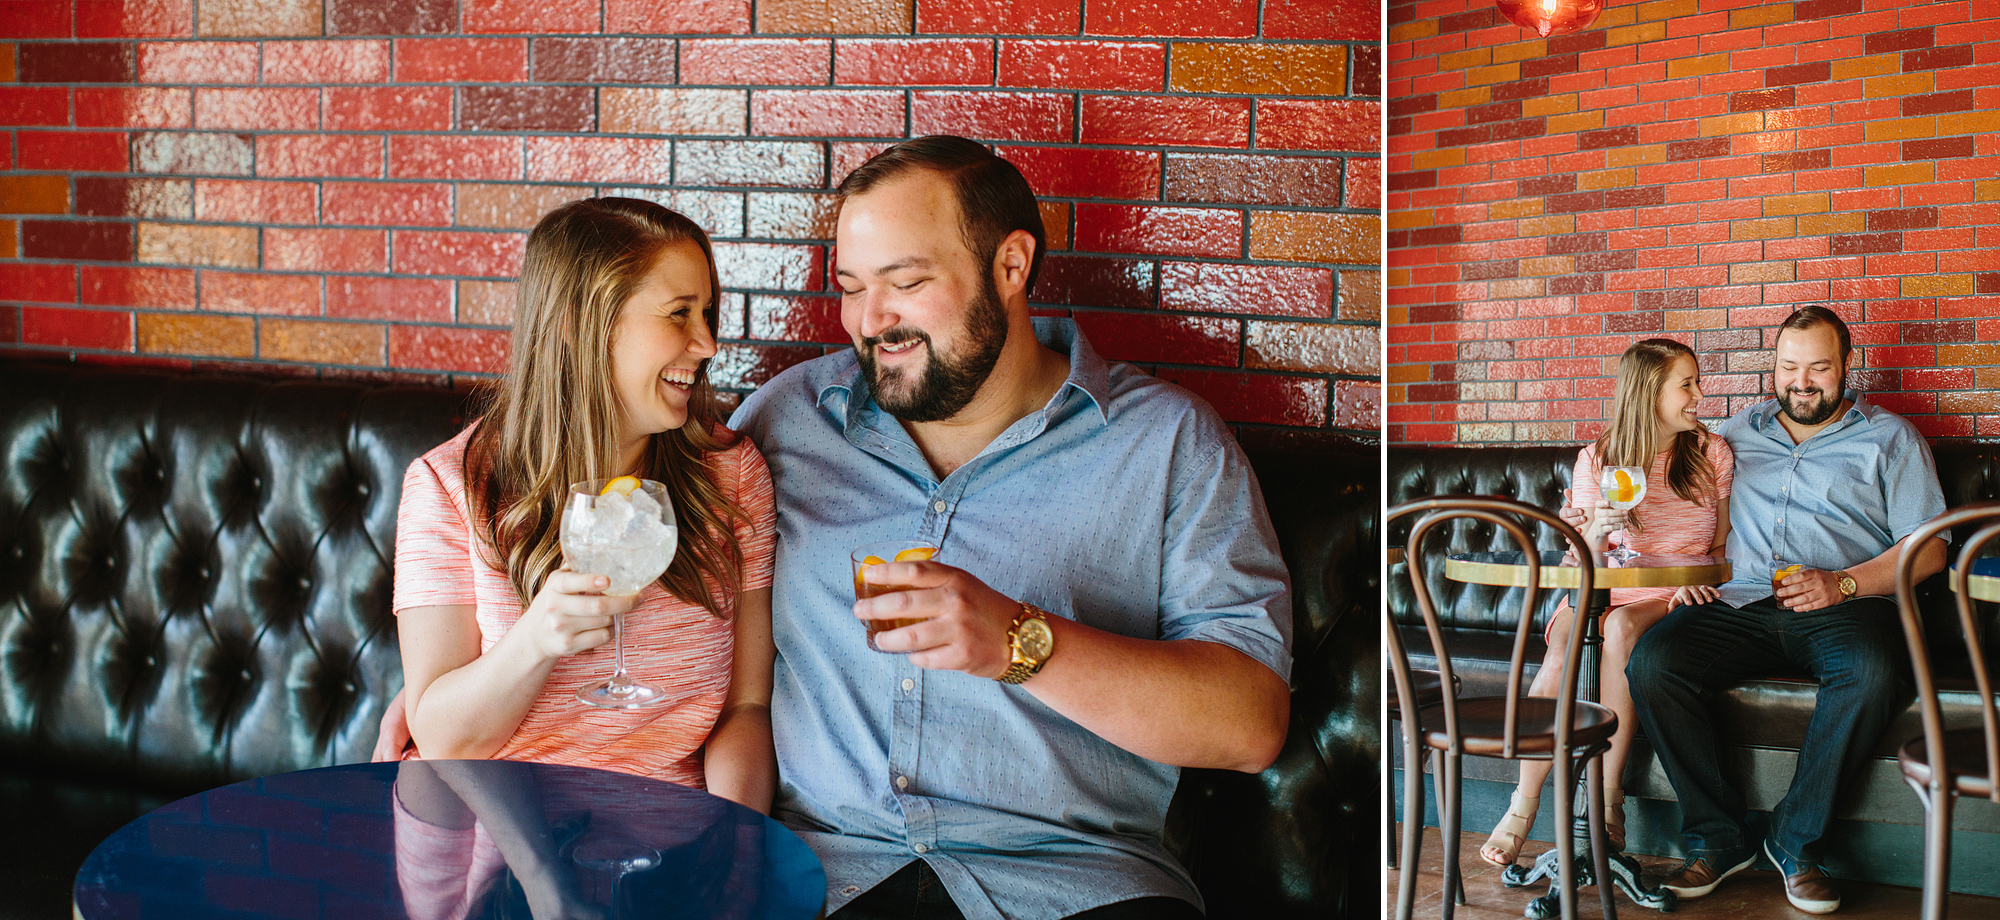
[519,567,636,660]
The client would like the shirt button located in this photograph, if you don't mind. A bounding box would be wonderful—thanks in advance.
[913,843,929,854]
[932,500,946,513]
[902,678,915,692]
[895,775,910,790]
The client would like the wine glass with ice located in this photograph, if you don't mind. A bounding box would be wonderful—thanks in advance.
[563,477,677,709]
[1598,465,1647,563]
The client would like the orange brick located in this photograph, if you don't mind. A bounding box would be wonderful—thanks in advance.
[1940,391,2000,415]
[1764,193,1829,217]
[1668,54,1729,80]
[1833,56,1899,83]
[1489,198,1544,219]
[1977,180,2000,202]
[1729,2,1792,28]
[1388,363,1427,384]
[1941,344,2000,366]
[1864,72,1933,98]
[1666,309,1728,330]
[600,88,747,136]
[1248,211,1377,265]
[1464,63,1520,87]
[1337,270,1378,322]
[459,280,516,326]
[1865,116,1935,142]
[0,220,15,258]
[1578,168,1635,190]
[1438,87,1490,110]
[0,44,14,82]
[1438,48,1491,73]
[457,183,590,230]
[1701,112,1763,137]
[137,223,257,268]
[1523,94,1578,117]
[1245,320,1375,374]
[1389,209,1434,230]
[1039,201,1069,251]
[1799,212,1864,235]
[1170,43,1346,95]
[1978,368,2000,389]
[1731,217,1796,240]
[1594,5,1637,27]
[1387,267,1410,289]
[0,175,68,214]
[261,318,385,365]
[137,312,254,357]
[1520,255,1574,276]
[1490,278,1544,299]
[1547,110,1605,134]
[1607,144,1667,168]
[1518,215,1574,236]
[1940,110,2000,136]
[1731,261,1795,284]
[1903,274,1973,297]
[1606,22,1667,46]
[200,0,320,36]
[1388,19,1438,42]
[1414,148,1464,170]
[757,0,911,33]
[1867,162,1934,186]
[1492,40,1547,65]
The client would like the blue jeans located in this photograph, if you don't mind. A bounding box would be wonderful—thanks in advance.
[1627,594,1911,872]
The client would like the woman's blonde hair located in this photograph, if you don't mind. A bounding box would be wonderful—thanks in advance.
[464,197,745,617]
[1594,338,1717,531]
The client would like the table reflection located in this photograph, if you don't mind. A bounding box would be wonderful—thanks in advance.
[74,760,824,920]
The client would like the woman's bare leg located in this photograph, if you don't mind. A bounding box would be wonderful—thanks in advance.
[1478,600,1574,865]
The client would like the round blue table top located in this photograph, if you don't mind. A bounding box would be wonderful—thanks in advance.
[74,760,826,920]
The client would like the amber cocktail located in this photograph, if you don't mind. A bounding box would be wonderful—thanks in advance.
[852,540,939,653]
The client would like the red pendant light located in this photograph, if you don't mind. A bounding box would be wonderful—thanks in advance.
[1495,0,1605,37]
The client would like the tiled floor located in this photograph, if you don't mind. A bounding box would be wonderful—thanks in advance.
[1387,825,2000,919]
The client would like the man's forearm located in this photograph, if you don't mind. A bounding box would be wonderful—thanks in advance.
[1020,616,1289,773]
[1848,535,1948,597]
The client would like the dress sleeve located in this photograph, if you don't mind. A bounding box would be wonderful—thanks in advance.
[1570,444,1601,508]
[1707,431,1735,502]
[725,438,778,592]
[393,454,480,613]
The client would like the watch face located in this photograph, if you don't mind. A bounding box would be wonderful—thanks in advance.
[1018,618,1054,659]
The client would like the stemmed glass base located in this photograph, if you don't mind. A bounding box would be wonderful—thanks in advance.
[576,680,670,709]
[1605,532,1640,564]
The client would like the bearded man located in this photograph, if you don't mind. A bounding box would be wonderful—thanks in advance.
[1623,305,1947,914]
[727,136,1292,920]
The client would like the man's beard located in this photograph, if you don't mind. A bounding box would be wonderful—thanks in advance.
[1778,372,1844,426]
[858,279,1008,423]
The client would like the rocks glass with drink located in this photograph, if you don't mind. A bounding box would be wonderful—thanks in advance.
[1599,465,1647,562]
[562,476,677,708]
[851,539,940,653]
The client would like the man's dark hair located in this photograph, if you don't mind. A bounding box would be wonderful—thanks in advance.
[836,135,1047,296]
[1775,305,1852,361]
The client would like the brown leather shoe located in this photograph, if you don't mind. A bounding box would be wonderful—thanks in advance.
[1767,840,1840,913]
[1661,848,1755,899]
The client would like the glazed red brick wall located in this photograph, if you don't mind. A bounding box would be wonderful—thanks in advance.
[0,0,1381,436]
[1388,0,2000,444]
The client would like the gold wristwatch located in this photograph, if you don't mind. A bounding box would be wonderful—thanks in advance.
[997,602,1055,684]
[1835,570,1857,600]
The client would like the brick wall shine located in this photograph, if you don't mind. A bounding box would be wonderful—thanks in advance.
[0,0,1381,436]
[1388,0,2000,444]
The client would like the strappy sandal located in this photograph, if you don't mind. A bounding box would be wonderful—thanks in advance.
[1604,787,1627,852]
[1479,790,1541,867]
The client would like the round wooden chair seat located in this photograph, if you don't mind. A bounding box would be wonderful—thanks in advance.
[1418,697,1617,757]
[1898,730,1997,799]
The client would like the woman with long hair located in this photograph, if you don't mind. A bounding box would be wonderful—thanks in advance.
[390,197,776,811]
[1479,338,1734,867]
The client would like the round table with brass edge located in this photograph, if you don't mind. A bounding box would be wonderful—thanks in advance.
[1443,550,1731,919]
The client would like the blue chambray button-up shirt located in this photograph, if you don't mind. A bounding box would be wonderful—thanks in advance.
[728,318,1292,920]
[1713,389,1947,608]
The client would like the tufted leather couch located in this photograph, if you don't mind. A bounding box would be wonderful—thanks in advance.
[0,360,1377,920]
[1387,443,2000,891]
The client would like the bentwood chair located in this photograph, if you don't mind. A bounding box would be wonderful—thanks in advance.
[1387,496,1617,920]
[1893,503,2000,920]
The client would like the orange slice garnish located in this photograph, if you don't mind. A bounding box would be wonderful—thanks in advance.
[893,546,937,563]
[600,476,642,497]
[1775,564,1802,583]
[1612,469,1635,504]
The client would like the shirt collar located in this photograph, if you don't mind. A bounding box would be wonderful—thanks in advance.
[1749,388,1872,439]
[812,317,1111,432]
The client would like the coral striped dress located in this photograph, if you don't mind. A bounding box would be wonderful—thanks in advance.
[392,423,776,787]
[1570,432,1735,608]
